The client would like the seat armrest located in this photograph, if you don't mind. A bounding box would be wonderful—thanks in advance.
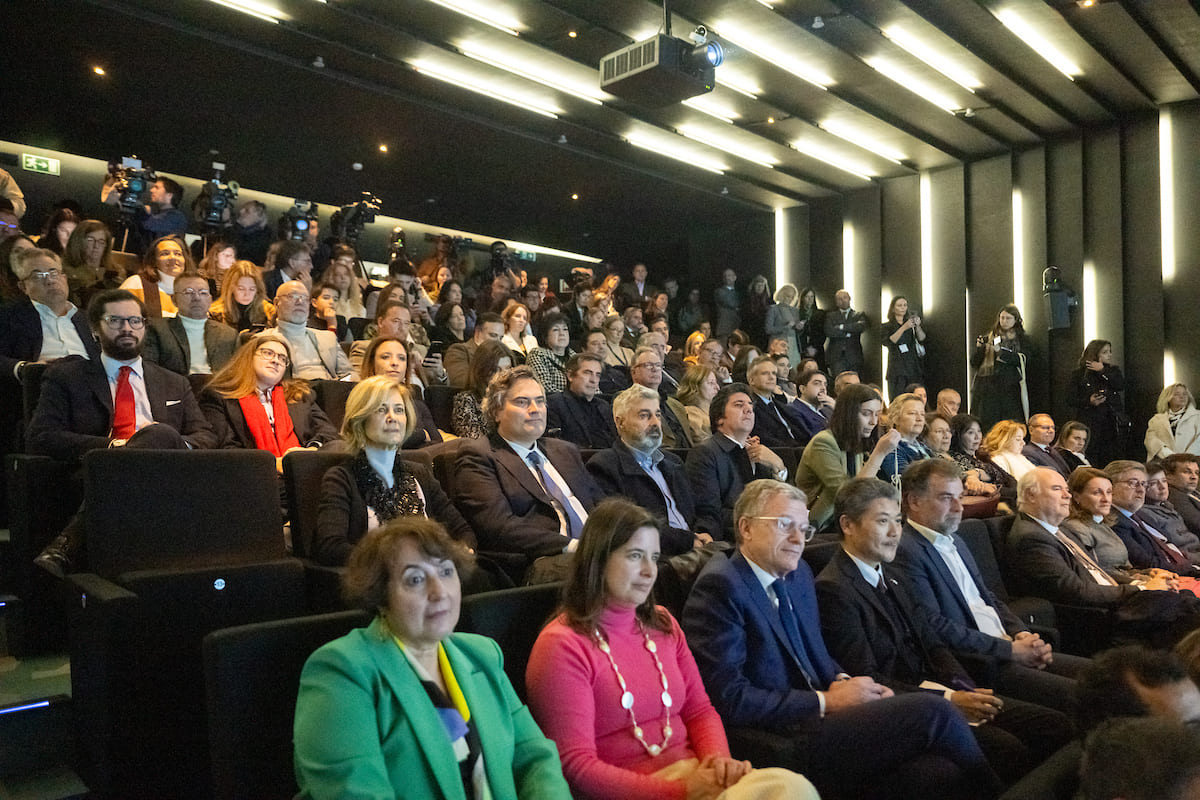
[66,572,137,606]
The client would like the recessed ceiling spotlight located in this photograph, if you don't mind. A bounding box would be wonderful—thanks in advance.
[571,193,579,200]
[312,55,325,68]
[352,162,363,171]
[379,144,388,152]
[92,65,106,76]
[812,16,824,30]
[557,134,568,144]
[568,30,577,38]
[767,116,775,124]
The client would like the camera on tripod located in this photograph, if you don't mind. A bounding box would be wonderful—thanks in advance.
[279,200,320,241]
[330,191,382,245]
[192,161,239,231]
[106,156,157,216]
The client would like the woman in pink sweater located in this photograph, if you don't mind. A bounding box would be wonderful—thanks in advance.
[526,498,816,800]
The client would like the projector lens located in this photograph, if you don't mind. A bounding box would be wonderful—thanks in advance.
[706,42,724,67]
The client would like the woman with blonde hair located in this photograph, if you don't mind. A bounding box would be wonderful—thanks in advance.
[969,304,1029,431]
[981,419,1036,483]
[312,376,474,567]
[209,259,276,332]
[323,257,366,320]
[764,283,802,365]
[673,365,720,445]
[682,330,706,366]
[500,299,537,364]
[61,220,123,302]
[1146,383,1200,460]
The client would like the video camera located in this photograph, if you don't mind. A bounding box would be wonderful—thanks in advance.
[279,200,320,241]
[192,161,240,231]
[330,191,381,245]
[106,156,157,216]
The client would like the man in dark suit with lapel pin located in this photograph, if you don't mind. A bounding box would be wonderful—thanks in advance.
[545,353,616,450]
[142,272,237,377]
[454,364,604,584]
[0,248,101,383]
[587,385,712,555]
[815,476,1072,786]
[823,290,868,378]
[1022,414,1071,477]
[892,459,1088,717]
[683,478,998,800]
[28,289,217,575]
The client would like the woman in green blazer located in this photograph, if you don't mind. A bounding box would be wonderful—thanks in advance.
[294,517,570,800]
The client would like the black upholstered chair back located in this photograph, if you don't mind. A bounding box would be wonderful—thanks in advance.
[457,582,563,702]
[424,384,458,433]
[282,449,354,559]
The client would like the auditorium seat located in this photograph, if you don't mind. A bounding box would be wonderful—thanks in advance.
[347,316,369,340]
[424,383,458,433]
[311,378,356,429]
[203,609,370,800]
[65,449,309,799]
[957,517,1058,636]
[457,582,562,702]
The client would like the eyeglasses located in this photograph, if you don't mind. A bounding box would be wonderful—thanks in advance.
[277,292,309,303]
[176,288,211,298]
[749,516,817,542]
[85,235,108,246]
[26,269,63,283]
[255,348,290,367]
[1119,479,1148,490]
[101,314,146,330]
[634,362,663,371]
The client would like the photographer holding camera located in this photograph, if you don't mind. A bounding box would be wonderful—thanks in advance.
[101,172,188,252]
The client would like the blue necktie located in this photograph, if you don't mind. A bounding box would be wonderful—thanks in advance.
[527,450,585,539]
[771,579,818,690]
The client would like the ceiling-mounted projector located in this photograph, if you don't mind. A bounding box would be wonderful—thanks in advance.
[600,32,723,107]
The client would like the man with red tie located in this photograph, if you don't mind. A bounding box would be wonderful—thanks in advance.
[28,289,216,574]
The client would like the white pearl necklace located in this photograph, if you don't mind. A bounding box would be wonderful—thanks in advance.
[593,624,673,757]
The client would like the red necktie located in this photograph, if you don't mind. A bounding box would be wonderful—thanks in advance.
[112,365,137,438]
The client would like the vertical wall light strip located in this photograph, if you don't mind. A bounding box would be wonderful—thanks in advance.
[843,222,856,301]
[1012,190,1024,305]
[964,287,973,410]
[775,208,788,290]
[1082,260,1097,343]
[920,172,934,314]
[1165,350,1177,388]
[1161,108,1175,284]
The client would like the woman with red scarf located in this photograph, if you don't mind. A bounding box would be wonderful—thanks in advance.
[200,331,339,473]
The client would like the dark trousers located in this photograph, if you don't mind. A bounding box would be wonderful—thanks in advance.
[971,694,1074,787]
[991,652,1089,719]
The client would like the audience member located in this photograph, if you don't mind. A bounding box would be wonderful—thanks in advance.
[673,364,719,446]
[937,388,962,418]
[877,392,932,485]
[832,370,860,397]
[815,477,1072,785]
[1054,419,1092,471]
[1075,645,1200,733]
[527,312,575,395]
[262,240,314,298]
[208,259,275,332]
[527,498,816,800]
[630,345,691,449]
[500,300,536,364]
[1139,460,1200,564]
[120,234,191,318]
[0,233,36,305]
[580,327,630,396]
[970,304,1030,431]
[545,353,616,450]
[445,311,503,389]
[1079,717,1200,800]
[61,220,122,303]
[452,340,512,440]
[587,386,711,554]
[231,200,273,266]
[713,268,740,339]
[983,420,1037,482]
[795,383,900,531]
[1146,383,1200,460]
[1021,413,1071,477]
[1069,339,1128,469]
[682,479,998,800]
[195,240,236,296]
[322,254,366,320]
[1105,460,1198,577]
[1164,453,1200,536]
[1,249,100,382]
[824,290,868,378]
[685,383,787,540]
[142,271,236,376]
[356,336,441,447]
[881,296,926,401]
[271,280,351,380]
[744,354,809,449]
[788,368,831,440]
[765,284,802,366]
[949,413,1013,500]
[454,365,603,583]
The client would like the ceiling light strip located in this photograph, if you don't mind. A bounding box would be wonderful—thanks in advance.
[995,9,1081,79]
[677,126,778,168]
[717,24,832,89]
[882,27,981,91]
[866,57,961,112]
[412,63,559,118]
[205,0,281,23]
[626,133,726,174]
[791,141,874,181]
[426,0,521,37]
[459,47,604,105]
[818,120,905,164]
[682,98,737,125]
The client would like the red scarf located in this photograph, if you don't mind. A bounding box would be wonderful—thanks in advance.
[238,386,300,457]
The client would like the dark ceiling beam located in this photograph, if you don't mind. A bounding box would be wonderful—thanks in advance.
[1119,0,1200,98]
[82,0,784,213]
[1056,6,1156,104]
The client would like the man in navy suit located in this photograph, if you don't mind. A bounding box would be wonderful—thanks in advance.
[454,365,604,583]
[1106,460,1197,575]
[0,248,100,382]
[587,385,711,555]
[1022,414,1071,477]
[746,355,810,448]
[682,479,998,800]
[892,459,1088,716]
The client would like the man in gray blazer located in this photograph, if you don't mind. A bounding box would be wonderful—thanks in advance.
[142,272,237,376]
[271,280,351,380]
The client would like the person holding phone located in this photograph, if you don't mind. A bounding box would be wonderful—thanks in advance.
[970,304,1030,432]
[881,296,925,402]
[1069,339,1128,468]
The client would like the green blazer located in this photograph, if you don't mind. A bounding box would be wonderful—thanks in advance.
[294,617,570,800]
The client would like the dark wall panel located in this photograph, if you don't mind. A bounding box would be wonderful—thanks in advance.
[845,186,883,384]
[965,155,1014,414]
[1164,102,1200,396]
[928,166,968,397]
[1015,148,1050,415]
[808,196,845,311]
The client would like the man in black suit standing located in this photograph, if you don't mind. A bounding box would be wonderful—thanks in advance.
[28,289,217,574]
[587,385,712,555]
[823,290,869,378]
[454,365,604,583]
[545,353,617,450]
[142,272,237,377]
[1022,414,1071,477]
[615,261,655,312]
[685,382,787,540]
[892,458,1087,716]
[0,248,100,382]
[815,476,1072,785]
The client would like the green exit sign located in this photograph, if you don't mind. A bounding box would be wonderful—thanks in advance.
[21,154,61,176]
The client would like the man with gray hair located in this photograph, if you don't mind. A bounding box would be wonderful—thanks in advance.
[587,385,712,554]
[1105,459,1197,576]
[1,248,100,382]
[630,344,691,447]
[683,478,997,799]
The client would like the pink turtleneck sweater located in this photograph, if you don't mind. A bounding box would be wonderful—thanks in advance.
[526,604,729,800]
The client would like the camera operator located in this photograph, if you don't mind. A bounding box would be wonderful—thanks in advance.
[418,234,471,290]
[101,175,188,251]
[232,200,273,267]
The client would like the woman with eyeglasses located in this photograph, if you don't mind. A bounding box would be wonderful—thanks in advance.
[526,497,815,800]
[62,220,123,304]
[199,331,339,474]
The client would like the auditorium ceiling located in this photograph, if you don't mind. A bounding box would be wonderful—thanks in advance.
[5,0,1200,256]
